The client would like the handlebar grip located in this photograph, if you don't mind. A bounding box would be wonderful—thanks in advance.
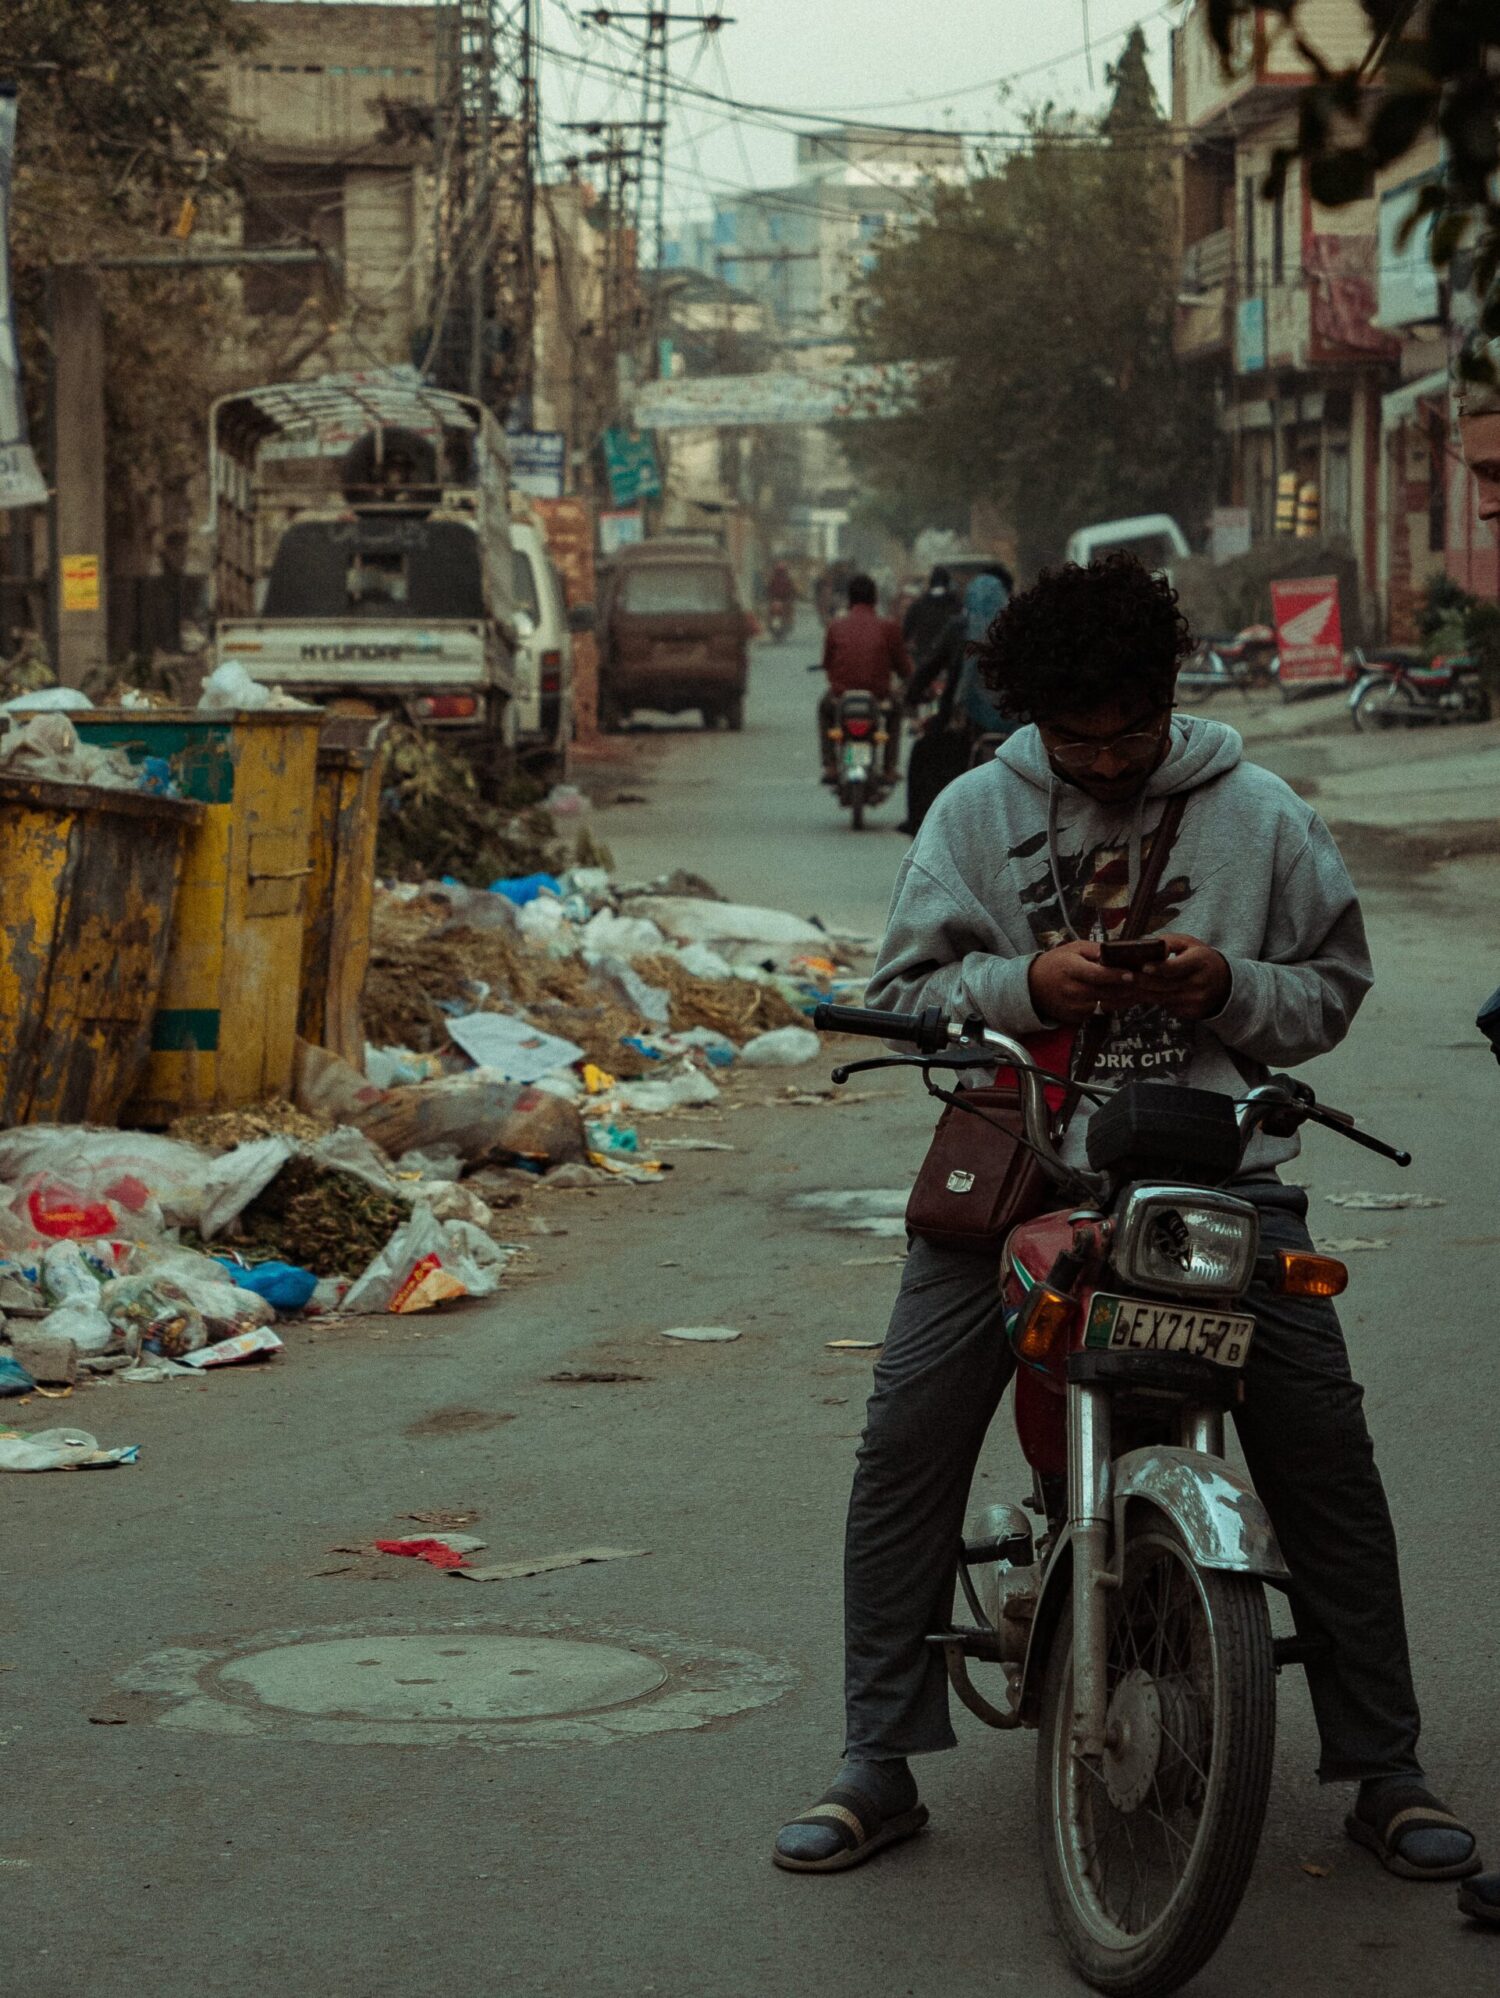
[812,1003,950,1054]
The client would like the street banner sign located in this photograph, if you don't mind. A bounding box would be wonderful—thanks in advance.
[0,88,47,511]
[1271,576,1345,686]
[633,360,930,432]
[602,428,661,506]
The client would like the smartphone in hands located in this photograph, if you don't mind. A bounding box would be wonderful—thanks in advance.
[1096,937,1169,971]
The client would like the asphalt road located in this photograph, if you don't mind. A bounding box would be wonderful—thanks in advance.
[6,627,1499,1997]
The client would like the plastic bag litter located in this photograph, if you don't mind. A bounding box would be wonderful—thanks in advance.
[0,1128,212,1231]
[673,941,736,982]
[580,909,667,961]
[489,872,562,906]
[99,1274,208,1358]
[0,1427,139,1472]
[612,1063,719,1114]
[0,711,143,791]
[737,1026,821,1068]
[0,1351,35,1396]
[40,1239,107,1307]
[627,896,827,949]
[446,1011,585,1084]
[35,1302,114,1357]
[364,1045,442,1088]
[1,684,93,713]
[586,954,671,1026]
[219,1260,318,1313]
[544,783,589,818]
[516,895,574,949]
[199,1136,297,1238]
[341,1203,514,1315]
[198,662,311,712]
[296,1042,587,1169]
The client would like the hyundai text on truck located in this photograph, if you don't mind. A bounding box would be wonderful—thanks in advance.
[209,369,521,792]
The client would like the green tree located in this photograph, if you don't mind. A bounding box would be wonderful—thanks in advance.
[3,2,265,576]
[841,31,1214,576]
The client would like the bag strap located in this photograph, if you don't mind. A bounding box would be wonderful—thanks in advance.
[1056,790,1188,1128]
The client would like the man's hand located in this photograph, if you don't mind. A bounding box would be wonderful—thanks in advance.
[1028,941,1141,1026]
[1134,934,1232,1022]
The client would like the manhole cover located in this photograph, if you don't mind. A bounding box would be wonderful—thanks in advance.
[119,1615,794,1752]
[218,1634,667,1723]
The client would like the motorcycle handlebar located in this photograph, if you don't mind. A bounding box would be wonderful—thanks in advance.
[813,1003,951,1055]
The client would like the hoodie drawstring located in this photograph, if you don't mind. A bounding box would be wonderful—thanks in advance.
[1046,778,1152,943]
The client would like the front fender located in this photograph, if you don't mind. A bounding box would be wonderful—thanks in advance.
[1112,1445,1289,1582]
[1015,1448,1288,1725]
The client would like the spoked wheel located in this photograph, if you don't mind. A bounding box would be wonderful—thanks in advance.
[1351,676,1416,732]
[1037,1527,1275,1998]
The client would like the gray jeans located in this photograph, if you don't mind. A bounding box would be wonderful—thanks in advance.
[843,1185,1422,1783]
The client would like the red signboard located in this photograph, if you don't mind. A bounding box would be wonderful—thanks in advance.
[1270,576,1345,686]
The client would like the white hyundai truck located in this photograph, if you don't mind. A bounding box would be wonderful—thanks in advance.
[209,369,521,792]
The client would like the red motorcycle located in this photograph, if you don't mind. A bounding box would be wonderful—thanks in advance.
[1349,647,1490,730]
[814,1001,1410,1997]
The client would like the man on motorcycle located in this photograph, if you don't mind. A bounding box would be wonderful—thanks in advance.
[767,560,796,626]
[818,572,911,783]
[776,553,1479,1886]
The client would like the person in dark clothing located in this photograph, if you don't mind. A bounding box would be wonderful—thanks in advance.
[901,565,958,666]
[900,574,1012,835]
[819,573,911,780]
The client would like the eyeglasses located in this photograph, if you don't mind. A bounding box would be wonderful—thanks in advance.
[1045,722,1167,774]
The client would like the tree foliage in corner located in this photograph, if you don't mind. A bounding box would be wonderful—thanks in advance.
[1207,2,1500,365]
[3,1,261,573]
[840,31,1213,576]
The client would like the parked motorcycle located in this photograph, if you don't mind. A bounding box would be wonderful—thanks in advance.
[813,999,1410,1997]
[1349,648,1490,731]
[826,688,895,830]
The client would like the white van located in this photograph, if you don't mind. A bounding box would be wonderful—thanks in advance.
[1064,513,1191,578]
[509,518,573,777]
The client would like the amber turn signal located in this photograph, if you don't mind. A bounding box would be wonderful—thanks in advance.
[1271,1251,1348,1298]
[1015,1286,1076,1363]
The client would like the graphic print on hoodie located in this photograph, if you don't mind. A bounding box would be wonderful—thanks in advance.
[867,715,1373,1176]
[1007,817,1196,1082]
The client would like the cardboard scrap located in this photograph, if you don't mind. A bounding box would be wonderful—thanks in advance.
[451,1545,650,1583]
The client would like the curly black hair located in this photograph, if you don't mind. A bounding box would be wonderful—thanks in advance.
[976,553,1194,722]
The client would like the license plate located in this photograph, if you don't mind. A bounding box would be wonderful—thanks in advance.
[1084,1293,1254,1369]
[843,741,874,771]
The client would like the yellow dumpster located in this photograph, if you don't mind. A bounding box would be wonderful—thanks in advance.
[299,719,386,1065]
[71,709,322,1122]
[0,774,203,1125]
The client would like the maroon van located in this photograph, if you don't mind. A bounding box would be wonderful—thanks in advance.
[598,539,750,732]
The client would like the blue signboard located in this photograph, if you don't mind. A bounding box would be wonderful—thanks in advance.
[1236,296,1267,375]
[508,428,566,498]
[602,427,662,507]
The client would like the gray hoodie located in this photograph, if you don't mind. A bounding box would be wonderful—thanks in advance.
[866,715,1372,1175]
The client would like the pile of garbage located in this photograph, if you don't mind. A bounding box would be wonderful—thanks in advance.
[0,1117,519,1407]
[374,722,590,888]
[0,864,869,1421]
[360,865,869,1152]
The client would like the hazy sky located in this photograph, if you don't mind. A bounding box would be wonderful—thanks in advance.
[533,0,1179,229]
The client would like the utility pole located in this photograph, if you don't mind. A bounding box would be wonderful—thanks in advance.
[431,1,539,422]
[48,266,106,687]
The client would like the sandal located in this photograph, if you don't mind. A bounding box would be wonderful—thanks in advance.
[1345,1783,1481,1882]
[1457,1873,1500,1926]
[772,1785,929,1874]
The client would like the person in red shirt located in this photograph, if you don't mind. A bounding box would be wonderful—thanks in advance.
[819,573,911,781]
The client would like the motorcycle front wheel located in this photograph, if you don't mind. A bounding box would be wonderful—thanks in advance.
[1037,1525,1275,1998]
[1351,677,1416,731]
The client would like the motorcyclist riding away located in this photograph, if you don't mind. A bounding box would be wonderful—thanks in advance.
[819,573,911,782]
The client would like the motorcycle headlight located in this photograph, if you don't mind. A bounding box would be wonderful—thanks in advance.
[1111,1189,1259,1298]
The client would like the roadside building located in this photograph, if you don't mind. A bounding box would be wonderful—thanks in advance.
[213,2,443,375]
[1172,0,1399,627]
